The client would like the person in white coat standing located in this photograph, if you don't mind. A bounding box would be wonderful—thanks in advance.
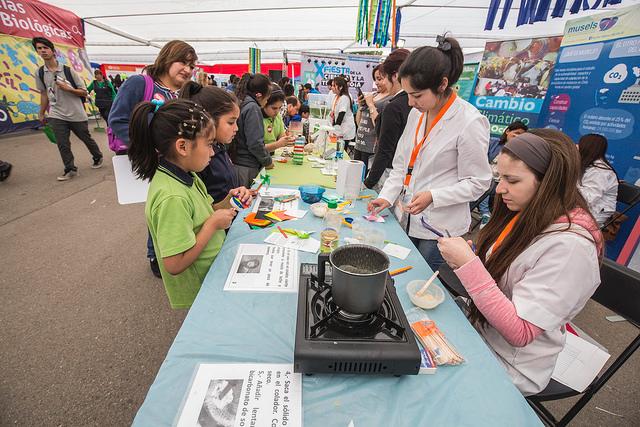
[577,134,618,226]
[369,36,492,269]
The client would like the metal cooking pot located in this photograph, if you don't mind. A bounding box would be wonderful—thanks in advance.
[317,244,390,314]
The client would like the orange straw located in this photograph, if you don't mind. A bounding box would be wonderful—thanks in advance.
[277,226,288,239]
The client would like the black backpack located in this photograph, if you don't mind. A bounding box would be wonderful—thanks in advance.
[38,65,86,103]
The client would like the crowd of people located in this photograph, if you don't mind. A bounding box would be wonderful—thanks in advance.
[22,34,624,398]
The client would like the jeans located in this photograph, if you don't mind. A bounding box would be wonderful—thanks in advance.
[478,181,498,216]
[410,237,446,271]
[48,118,103,173]
[478,197,490,216]
[147,231,156,260]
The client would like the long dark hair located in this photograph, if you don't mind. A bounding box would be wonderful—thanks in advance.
[235,73,271,102]
[578,133,616,178]
[471,128,599,326]
[180,81,238,125]
[398,36,463,96]
[333,76,352,107]
[499,120,529,145]
[143,40,197,81]
[128,99,213,181]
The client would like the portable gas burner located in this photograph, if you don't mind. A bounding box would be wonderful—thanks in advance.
[294,263,421,375]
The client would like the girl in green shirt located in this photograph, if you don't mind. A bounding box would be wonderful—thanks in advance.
[128,99,237,309]
[262,84,294,152]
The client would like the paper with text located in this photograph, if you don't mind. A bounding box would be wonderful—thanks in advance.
[551,332,610,392]
[176,363,302,427]
[224,244,298,292]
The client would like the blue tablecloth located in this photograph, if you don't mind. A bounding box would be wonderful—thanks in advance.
[133,188,541,426]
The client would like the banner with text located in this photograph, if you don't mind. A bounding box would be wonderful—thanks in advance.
[0,0,91,135]
[455,62,478,101]
[539,4,640,262]
[470,36,563,137]
[300,52,381,99]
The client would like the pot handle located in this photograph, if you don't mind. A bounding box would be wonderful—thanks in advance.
[317,252,330,284]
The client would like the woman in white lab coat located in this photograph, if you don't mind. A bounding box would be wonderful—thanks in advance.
[369,36,492,269]
[437,129,603,395]
[330,76,356,148]
[577,133,618,226]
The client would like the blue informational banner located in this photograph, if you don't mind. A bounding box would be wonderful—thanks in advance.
[539,5,640,260]
[470,36,564,137]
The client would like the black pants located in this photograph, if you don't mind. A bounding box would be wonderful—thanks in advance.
[97,103,112,122]
[48,118,103,173]
[353,149,373,175]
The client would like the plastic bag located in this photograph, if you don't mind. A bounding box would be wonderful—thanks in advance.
[42,124,56,144]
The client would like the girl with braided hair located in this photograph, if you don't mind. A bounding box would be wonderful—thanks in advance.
[128,99,237,308]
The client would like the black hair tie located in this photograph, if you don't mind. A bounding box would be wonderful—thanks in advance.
[436,35,451,52]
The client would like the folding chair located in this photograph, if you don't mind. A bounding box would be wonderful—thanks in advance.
[526,258,640,426]
[469,181,498,231]
[601,181,640,231]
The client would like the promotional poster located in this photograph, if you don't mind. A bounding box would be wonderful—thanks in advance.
[539,4,640,263]
[470,36,563,137]
[300,52,380,99]
[455,62,478,101]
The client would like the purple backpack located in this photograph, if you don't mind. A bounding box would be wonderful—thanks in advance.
[108,75,154,152]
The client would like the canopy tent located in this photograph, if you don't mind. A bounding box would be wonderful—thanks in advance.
[44,0,640,65]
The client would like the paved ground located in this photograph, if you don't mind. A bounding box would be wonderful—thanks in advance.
[0,127,638,426]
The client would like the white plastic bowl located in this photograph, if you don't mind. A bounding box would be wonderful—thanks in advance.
[407,279,445,309]
[310,202,328,218]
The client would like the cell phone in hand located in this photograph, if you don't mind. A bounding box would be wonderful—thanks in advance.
[357,88,366,106]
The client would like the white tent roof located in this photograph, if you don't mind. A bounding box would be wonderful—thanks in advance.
[46,0,640,64]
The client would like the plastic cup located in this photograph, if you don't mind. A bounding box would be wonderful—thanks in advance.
[366,227,385,249]
[351,218,369,243]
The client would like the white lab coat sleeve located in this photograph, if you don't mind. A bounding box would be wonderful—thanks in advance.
[511,234,600,331]
[430,114,492,208]
[578,167,605,208]
[336,95,349,113]
[378,110,418,205]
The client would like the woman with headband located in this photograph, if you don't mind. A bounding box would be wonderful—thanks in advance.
[437,129,603,395]
[368,36,492,270]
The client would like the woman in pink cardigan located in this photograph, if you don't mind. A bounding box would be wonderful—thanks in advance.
[437,129,603,395]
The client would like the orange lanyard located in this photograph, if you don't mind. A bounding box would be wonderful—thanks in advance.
[403,92,457,186]
[491,213,520,255]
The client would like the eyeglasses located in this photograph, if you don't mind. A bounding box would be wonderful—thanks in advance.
[179,61,196,70]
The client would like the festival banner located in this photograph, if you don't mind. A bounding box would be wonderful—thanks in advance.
[454,62,478,101]
[0,0,84,48]
[469,36,563,137]
[300,52,380,99]
[0,0,92,135]
[538,4,640,262]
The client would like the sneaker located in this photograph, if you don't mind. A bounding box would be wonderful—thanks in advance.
[149,258,162,278]
[91,157,104,169]
[479,213,491,229]
[0,162,12,182]
[57,169,78,181]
